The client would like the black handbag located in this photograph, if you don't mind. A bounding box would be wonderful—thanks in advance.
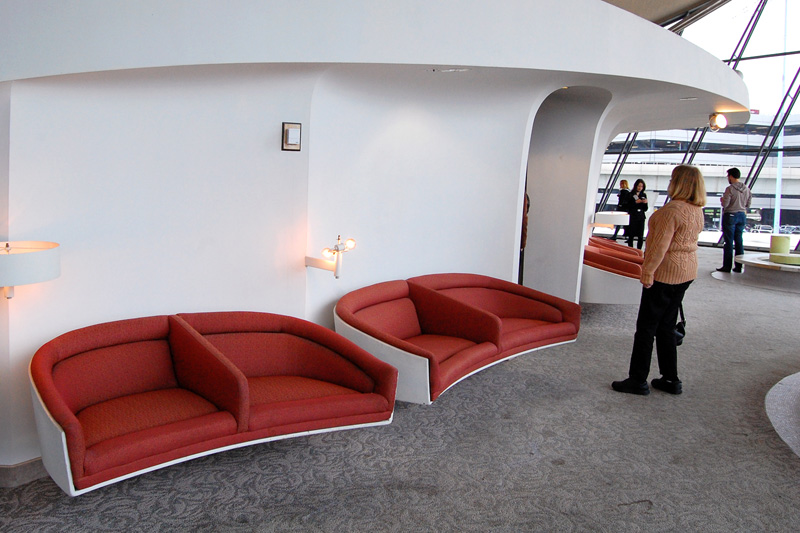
[674,304,686,346]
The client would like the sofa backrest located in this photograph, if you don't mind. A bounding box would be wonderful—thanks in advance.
[583,247,641,279]
[408,273,564,323]
[585,242,644,264]
[38,316,177,414]
[588,236,644,257]
[179,311,376,392]
[438,287,563,322]
[207,332,375,392]
[335,280,422,341]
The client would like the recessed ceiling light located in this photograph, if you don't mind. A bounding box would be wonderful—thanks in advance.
[680,97,698,101]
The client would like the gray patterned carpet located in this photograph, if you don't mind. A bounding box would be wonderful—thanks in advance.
[2,247,799,532]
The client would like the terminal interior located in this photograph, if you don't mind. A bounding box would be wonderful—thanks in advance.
[1,1,799,529]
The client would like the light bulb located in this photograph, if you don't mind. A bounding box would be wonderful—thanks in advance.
[344,238,356,251]
[321,248,335,259]
[709,113,727,131]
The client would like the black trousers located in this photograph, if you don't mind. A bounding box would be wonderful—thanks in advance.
[628,280,692,383]
[626,217,645,249]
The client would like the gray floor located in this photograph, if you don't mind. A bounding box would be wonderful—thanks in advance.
[1,246,799,532]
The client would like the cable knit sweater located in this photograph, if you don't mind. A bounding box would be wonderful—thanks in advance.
[641,200,704,286]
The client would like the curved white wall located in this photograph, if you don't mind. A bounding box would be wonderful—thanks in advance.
[525,87,614,301]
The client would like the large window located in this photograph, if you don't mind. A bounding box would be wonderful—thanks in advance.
[598,0,800,248]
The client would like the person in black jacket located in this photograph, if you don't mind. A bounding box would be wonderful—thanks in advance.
[611,179,632,240]
[626,179,648,249]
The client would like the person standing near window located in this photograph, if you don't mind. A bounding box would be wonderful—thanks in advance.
[717,167,752,273]
[611,179,631,240]
[626,179,648,249]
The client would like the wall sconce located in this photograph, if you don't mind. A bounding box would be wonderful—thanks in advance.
[305,235,356,279]
[709,113,727,131]
[0,241,61,299]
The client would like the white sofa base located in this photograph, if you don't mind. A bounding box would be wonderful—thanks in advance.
[580,264,641,304]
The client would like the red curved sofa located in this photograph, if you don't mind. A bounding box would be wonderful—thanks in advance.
[29,312,397,496]
[588,236,644,260]
[334,273,580,404]
[583,246,642,279]
[580,238,643,304]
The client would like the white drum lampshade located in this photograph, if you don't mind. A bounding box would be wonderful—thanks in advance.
[0,241,61,298]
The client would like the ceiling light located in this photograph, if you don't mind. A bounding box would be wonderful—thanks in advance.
[709,113,727,131]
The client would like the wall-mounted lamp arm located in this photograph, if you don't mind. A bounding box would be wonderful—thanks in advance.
[304,235,356,279]
[305,256,336,272]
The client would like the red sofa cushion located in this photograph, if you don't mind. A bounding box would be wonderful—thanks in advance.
[435,342,500,398]
[77,388,222,448]
[497,318,578,351]
[248,375,358,404]
[248,375,390,431]
[405,334,477,364]
[82,411,237,477]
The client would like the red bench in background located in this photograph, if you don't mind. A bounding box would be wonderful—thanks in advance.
[581,238,643,304]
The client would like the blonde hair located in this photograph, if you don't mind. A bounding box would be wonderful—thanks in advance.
[619,179,629,190]
[668,165,706,207]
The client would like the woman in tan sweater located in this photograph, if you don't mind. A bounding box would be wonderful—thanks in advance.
[612,165,706,396]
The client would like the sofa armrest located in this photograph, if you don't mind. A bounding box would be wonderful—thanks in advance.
[335,305,438,361]
[29,347,88,483]
[408,282,502,346]
[168,316,249,432]
[277,317,399,404]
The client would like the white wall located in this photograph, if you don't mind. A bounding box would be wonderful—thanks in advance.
[2,65,320,464]
[0,83,12,466]
[304,66,546,325]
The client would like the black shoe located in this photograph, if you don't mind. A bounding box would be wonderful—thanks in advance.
[651,377,682,395]
[716,267,731,273]
[612,378,650,395]
[732,267,742,273]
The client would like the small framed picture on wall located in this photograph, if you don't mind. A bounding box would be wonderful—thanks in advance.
[282,122,301,151]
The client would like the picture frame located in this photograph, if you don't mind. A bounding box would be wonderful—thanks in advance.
[282,122,301,151]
